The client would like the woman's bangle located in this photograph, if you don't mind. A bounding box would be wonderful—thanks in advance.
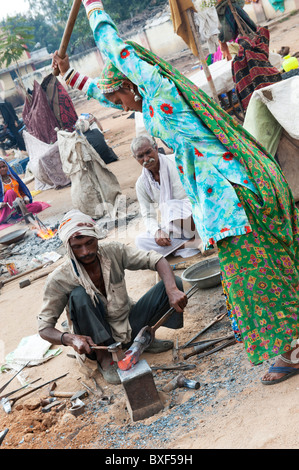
[82,0,104,19]
[61,332,68,346]
[63,67,74,80]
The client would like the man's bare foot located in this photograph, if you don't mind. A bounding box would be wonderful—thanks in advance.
[95,349,113,370]
[261,347,299,384]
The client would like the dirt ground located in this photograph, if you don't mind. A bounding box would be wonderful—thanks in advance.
[0,12,299,453]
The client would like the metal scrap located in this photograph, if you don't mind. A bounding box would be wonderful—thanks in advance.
[151,363,197,371]
[80,378,112,404]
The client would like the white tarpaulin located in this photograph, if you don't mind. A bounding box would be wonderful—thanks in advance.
[190,59,234,96]
[244,76,299,202]
[244,76,299,141]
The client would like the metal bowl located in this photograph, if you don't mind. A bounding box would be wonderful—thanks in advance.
[181,257,221,289]
[0,228,28,246]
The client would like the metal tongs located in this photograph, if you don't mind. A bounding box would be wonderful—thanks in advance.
[0,362,29,395]
[180,312,226,349]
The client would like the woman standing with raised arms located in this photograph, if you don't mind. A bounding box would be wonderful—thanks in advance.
[52,0,299,385]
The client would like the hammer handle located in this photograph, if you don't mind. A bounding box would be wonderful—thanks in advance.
[53,0,82,76]
[3,263,48,286]
[152,284,199,332]
[10,373,68,405]
[49,391,74,398]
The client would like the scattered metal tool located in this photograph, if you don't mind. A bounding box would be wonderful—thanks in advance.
[0,362,29,395]
[0,378,41,401]
[40,397,57,407]
[185,338,237,361]
[0,428,9,446]
[162,373,200,392]
[19,262,54,289]
[70,390,89,401]
[56,402,67,413]
[185,333,234,348]
[183,334,235,359]
[1,373,68,413]
[180,312,226,349]
[47,381,88,400]
[80,379,111,404]
[90,342,125,363]
[48,384,73,398]
[151,363,197,371]
[172,337,179,363]
[47,382,88,401]
[118,284,200,371]
[69,398,85,417]
[0,262,54,290]
[42,401,62,413]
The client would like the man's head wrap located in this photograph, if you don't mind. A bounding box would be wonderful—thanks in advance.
[58,210,104,305]
[96,61,127,94]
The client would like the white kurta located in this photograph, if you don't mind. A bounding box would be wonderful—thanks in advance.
[135,154,201,257]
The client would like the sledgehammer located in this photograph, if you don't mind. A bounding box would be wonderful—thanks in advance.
[162,373,200,392]
[48,382,88,400]
[53,0,82,76]
[118,284,200,371]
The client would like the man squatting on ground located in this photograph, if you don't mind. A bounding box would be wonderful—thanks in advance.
[37,210,188,384]
[132,134,204,257]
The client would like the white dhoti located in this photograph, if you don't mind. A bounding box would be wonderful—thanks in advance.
[135,199,203,257]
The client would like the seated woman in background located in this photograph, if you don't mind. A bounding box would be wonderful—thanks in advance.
[0,158,46,224]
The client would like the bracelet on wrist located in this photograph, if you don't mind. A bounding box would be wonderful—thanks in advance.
[83,0,104,19]
[61,332,68,346]
[65,70,76,85]
[63,67,74,80]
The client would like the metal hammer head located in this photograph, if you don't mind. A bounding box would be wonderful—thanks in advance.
[107,342,125,362]
[107,342,121,352]
[70,390,89,401]
[0,428,9,446]
[162,374,200,392]
[1,398,11,414]
[48,382,57,393]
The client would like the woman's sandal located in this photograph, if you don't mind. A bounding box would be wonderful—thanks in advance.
[261,355,299,385]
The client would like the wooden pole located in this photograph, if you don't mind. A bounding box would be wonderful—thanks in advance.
[53,0,82,76]
[227,0,246,35]
[186,9,220,105]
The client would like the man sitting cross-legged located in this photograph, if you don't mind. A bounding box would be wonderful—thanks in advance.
[132,134,203,258]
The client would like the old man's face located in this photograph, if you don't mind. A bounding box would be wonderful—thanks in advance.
[134,141,159,172]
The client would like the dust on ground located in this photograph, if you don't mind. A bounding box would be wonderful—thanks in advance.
[0,12,299,452]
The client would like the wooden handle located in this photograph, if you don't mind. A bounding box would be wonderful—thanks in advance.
[2,262,52,285]
[50,391,74,398]
[53,0,82,76]
[152,285,199,332]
